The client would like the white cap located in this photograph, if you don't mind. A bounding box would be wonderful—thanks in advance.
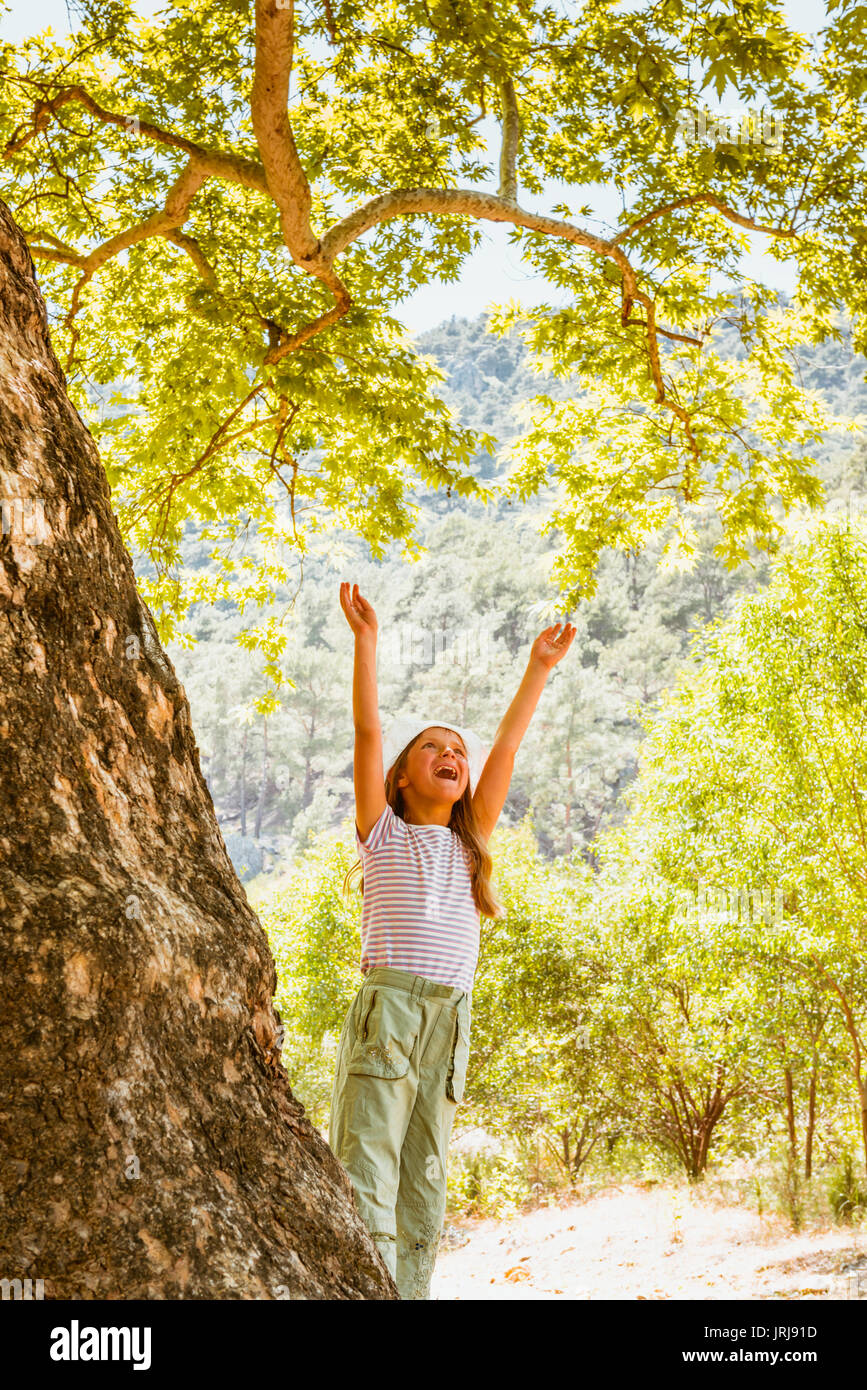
[380,715,487,794]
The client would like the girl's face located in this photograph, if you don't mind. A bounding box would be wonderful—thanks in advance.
[398,727,469,804]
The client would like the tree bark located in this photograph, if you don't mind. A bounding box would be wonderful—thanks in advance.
[784,1065,798,1163]
[805,1064,817,1180]
[0,199,396,1299]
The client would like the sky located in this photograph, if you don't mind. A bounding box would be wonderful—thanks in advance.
[1,0,832,334]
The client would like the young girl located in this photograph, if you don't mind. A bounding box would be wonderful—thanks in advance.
[330,581,576,1299]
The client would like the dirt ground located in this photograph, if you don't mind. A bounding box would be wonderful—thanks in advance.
[430,1181,867,1300]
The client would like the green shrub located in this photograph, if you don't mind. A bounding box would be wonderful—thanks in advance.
[828,1153,867,1224]
[446,1147,530,1219]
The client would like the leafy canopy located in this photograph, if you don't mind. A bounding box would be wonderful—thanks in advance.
[2,0,865,697]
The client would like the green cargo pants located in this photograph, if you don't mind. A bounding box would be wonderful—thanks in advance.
[329,967,471,1300]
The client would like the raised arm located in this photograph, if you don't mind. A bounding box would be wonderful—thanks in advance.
[472,621,577,842]
[340,582,386,841]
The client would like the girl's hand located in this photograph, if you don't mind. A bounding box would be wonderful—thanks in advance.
[340,582,378,641]
[530,621,577,670]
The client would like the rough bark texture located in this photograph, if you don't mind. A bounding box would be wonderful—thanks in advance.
[0,198,397,1299]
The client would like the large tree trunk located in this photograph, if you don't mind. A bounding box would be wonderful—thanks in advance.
[0,199,396,1299]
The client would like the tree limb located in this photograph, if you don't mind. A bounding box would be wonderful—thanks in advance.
[162,228,219,289]
[5,32,800,468]
[250,0,353,359]
[611,193,800,245]
[498,75,520,204]
[61,158,210,372]
[3,81,269,196]
[251,0,317,264]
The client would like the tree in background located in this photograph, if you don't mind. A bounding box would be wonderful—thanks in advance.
[594,518,867,1180]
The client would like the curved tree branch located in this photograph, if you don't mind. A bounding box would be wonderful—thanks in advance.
[612,193,800,244]
[319,186,702,466]
[250,0,316,262]
[162,227,219,289]
[250,0,353,359]
[3,80,269,196]
[4,20,804,475]
[60,158,210,372]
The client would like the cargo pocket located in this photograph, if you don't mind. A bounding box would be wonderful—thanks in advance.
[347,987,416,1080]
[446,1009,470,1104]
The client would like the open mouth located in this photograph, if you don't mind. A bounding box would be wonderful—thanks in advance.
[434,766,458,781]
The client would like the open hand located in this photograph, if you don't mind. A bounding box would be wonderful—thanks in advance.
[530,620,577,670]
[339,582,378,641]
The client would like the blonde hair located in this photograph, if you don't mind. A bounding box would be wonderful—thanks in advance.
[342,731,504,918]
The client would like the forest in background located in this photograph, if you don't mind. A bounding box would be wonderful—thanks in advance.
[164,305,867,873]
[157,309,867,1229]
[253,519,867,1232]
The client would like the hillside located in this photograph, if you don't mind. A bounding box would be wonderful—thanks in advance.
[129,309,867,877]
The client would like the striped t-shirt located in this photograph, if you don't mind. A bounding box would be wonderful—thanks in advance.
[355,802,480,994]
